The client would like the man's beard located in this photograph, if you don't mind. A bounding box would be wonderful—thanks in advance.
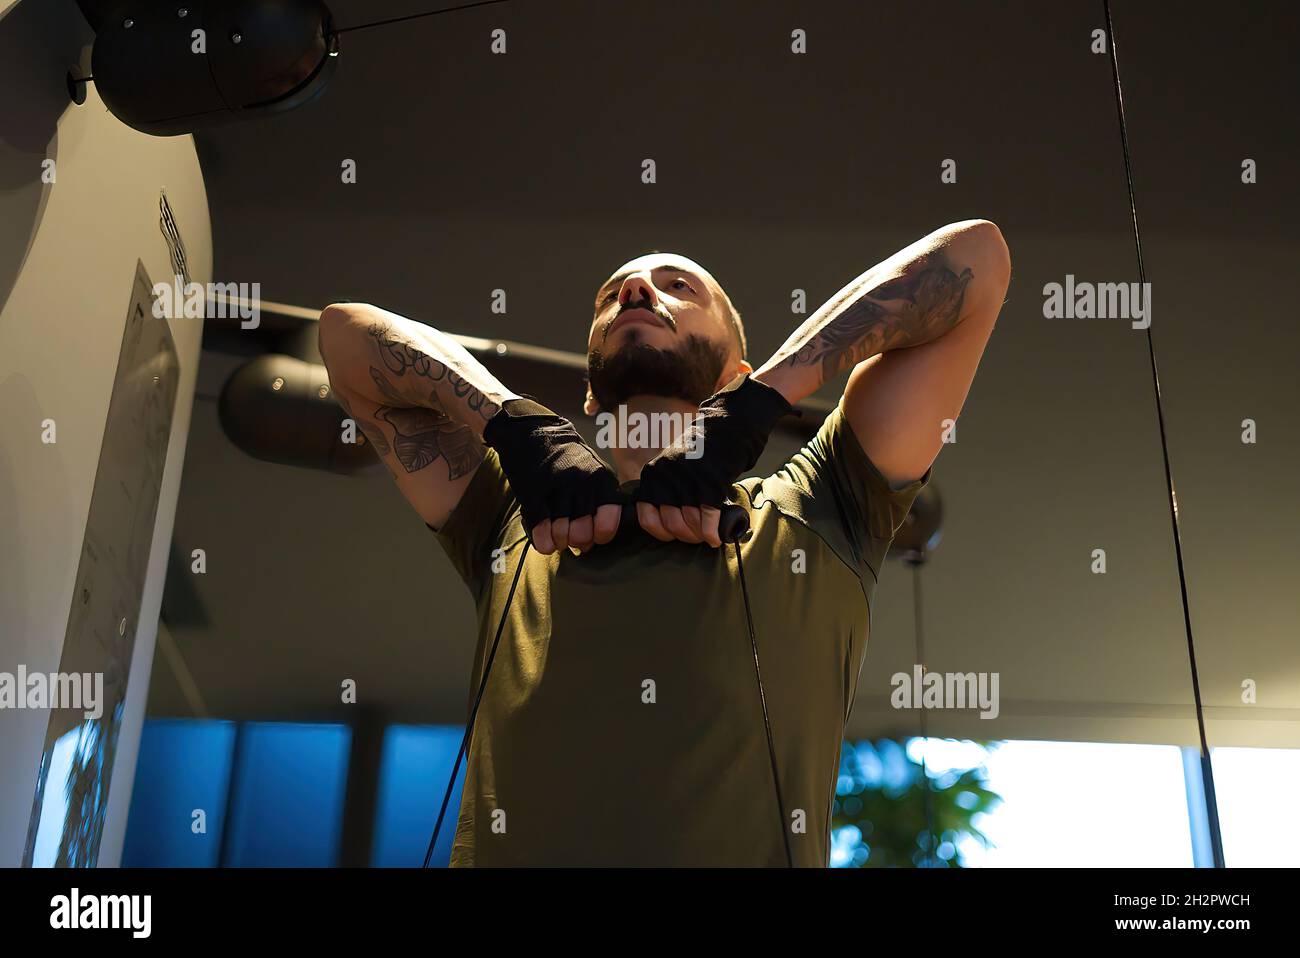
[587,335,729,410]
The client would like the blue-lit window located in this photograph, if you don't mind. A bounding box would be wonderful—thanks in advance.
[121,719,237,867]
[123,720,350,867]
[370,725,467,867]
[222,723,351,867]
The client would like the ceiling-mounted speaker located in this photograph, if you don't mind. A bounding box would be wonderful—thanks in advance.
[219,353,375,474]
[85,0,338,136]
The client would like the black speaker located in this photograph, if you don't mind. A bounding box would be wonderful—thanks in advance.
[87,0,337,136]
[218,353,375,474]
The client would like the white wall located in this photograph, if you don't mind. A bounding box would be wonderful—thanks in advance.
[0,0,210,866]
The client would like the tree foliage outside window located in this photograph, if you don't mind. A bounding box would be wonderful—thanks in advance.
[831,738,1002,868]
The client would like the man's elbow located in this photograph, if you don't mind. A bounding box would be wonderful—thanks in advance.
[318,301,368,334]
[937,220,1011,317]
[953,219,1011,286]
[317,303,374,387]
[318,302,371,358]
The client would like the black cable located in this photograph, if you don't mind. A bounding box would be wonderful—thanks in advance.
[333,0,515,36]
[422,539,531,867]
[1101,0,1225,868]
[910,559,937,868]
[733,540,795,868]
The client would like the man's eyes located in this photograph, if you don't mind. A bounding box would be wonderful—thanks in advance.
[600,277,696,303]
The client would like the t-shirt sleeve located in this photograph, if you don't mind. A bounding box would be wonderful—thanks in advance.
[426,447,520,600]
[762,400,931,583]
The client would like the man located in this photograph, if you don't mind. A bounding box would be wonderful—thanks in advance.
[317,219,1010,866]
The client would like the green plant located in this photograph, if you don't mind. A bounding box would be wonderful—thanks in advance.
[831,738,1002,867]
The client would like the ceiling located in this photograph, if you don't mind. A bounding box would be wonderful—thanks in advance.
[143,0,1299,752]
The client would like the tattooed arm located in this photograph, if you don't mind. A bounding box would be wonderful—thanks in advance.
[317,302,518,529]
[752,219,1010,485]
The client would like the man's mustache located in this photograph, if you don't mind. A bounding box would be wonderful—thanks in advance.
[602,299,677,343]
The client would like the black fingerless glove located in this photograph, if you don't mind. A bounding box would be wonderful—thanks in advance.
[636,374,795,509]
[482,397,624,533]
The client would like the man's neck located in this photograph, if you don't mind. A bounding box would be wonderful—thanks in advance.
[598,395,702,483]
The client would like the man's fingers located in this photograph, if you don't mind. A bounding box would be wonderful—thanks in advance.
[593,504,621,545]
[634,500,724,546]
[679,506,706,542]
[531,520,555,555]
[551,517,571,552]
[568,515,594,551]
[699,505,722,548]
[660,506,702,543]
[637,501,673,542]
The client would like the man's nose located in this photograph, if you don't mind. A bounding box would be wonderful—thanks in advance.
[618,273,658,308]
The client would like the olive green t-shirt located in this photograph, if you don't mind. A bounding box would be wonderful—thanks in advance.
[432,401,928,867]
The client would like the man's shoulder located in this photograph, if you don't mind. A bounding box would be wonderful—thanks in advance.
[735,470,867,582]
[738,402,928,582]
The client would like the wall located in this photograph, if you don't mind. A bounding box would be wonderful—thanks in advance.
[0,0,210,866]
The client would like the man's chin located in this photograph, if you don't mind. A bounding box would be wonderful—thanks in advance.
[587,335,728,410]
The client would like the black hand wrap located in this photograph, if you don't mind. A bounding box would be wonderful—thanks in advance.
[482,397,624,533]
[636,374,795,509]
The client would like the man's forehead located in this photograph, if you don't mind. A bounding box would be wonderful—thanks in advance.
[600,253,713,288]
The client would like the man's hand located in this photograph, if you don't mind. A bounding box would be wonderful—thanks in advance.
[635,374,793,547]
[482,397,624,555]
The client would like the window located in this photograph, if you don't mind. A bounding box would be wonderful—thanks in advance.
[833,739,1194,867]
[123,721,350,867]
[370,725,467,867]
[1211,746,1300,867]
[121,719,236,868]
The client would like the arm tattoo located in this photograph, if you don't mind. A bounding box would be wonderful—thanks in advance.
[780,252,973,382]
[373,399,485,479]
[367,321,500,422]
[448,369,500,419]
[369,365,406,404]
[363,366,484,477]
[356,418,391,456]
[369,319,444,380]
